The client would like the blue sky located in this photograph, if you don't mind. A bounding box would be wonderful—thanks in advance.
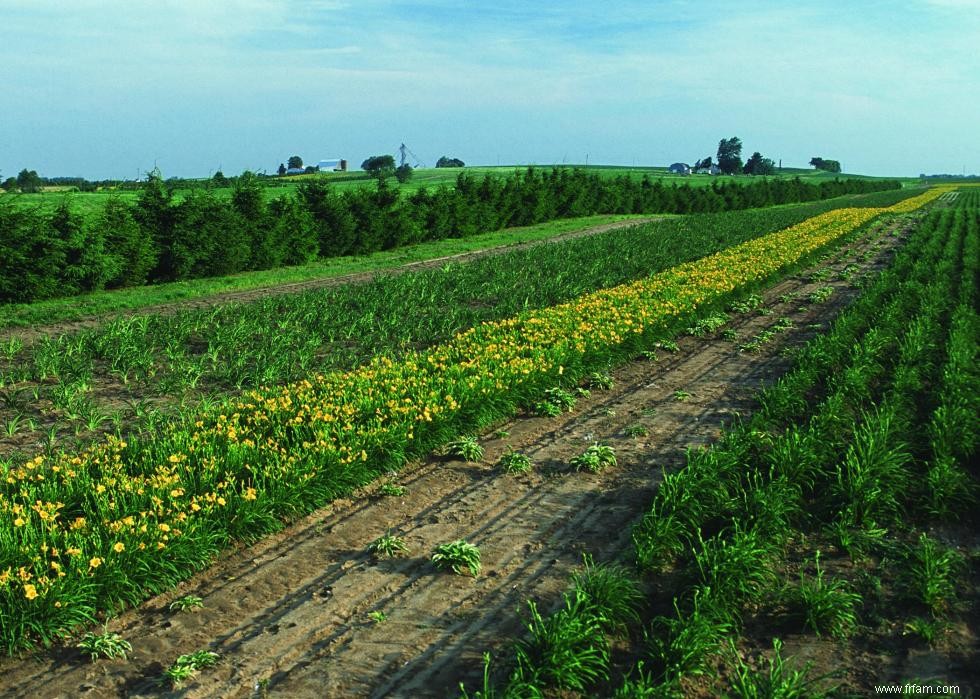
[1,0,977,179]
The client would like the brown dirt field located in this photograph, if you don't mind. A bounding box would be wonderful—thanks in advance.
[2,217,662,346]
[0,218,912,698]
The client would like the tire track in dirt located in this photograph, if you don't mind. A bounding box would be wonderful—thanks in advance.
[0,217,913,699]
[2,217,662,345]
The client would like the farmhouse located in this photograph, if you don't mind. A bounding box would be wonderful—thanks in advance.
[695,165,722,175]
[668,162,691,175]
[285,167,306,175]
[317,158,347,172]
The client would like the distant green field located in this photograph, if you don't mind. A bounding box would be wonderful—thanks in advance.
[0,164,918,216]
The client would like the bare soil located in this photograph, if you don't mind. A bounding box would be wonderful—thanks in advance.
[0,219,934,698]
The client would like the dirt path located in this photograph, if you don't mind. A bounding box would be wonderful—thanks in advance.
[0,218,910,698]
[3,217,662,345]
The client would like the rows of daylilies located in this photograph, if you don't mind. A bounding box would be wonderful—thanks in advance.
[0,188,947,650]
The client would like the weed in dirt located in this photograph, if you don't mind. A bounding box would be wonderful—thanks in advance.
[903,616,947,646]
[613,661,675,697]
[368,530,410,559]
[571,443,617,473]
[432,540,481,577]
[368,610,388,623]
[512,591,610,691]
[169,595,204,612]
[534,401,563,417]
[534,386,578,416]
[722,328,739,342]
[624,423,649,438]
[497,448,533,474]
[77,626,132,662]
[656,339,680,353]
[448,436,484,462]
[570,555,643,631]
[164,649,220,687]
[807,286,835,304]
[809,267,833,282]
[902,533,964,616]
[640,349,659,362]
[493,429,510,438]
[687,312,730,337]
[458,652,495,699]
[601,407,616,417]
[589,371,614,390]
[730,294,764,314]
[793,551,861,638]
[672,390,691,401]
[378,482,406,497]
[727,639,835,698]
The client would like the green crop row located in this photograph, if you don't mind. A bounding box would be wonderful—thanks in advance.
[461,190,975,697]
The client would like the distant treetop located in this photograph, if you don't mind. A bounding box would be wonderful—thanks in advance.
[436,156,465,168]
[810,157,842,173]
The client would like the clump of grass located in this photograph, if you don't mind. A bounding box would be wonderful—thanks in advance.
[498,448,533,474]
[512,591,610,691]
[793,551,861,638]
[77,626,132,662]
[728,639,833,698]
[647,589,733,681]
[164,649,220,686]
[571,443,617,473]
[570,555,643,632]
[169,595,204,612]
[903,533,964,615]
[368,530,410,559]
[432,540,482,577]
[656,339,680,353]
[448,436,484,462]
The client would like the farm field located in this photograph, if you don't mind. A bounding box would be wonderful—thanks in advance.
[0,190,918,468]
[0,186,973,697]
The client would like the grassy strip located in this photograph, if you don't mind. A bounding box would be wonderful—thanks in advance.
[0,191,947,653]
[0,214,648,329]
[459,188,974,697]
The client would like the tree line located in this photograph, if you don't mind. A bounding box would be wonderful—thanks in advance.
[0,168,900,304]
